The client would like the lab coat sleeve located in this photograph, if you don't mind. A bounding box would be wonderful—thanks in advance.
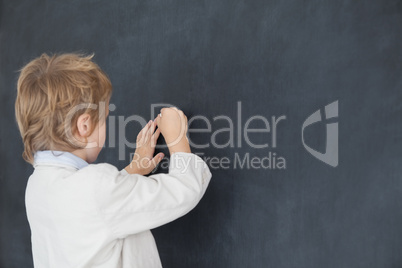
[92,152,212,239]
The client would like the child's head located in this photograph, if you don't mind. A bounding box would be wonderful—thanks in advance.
[15,52,113,164]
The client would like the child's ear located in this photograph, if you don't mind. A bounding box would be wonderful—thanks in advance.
[76,113,92,138]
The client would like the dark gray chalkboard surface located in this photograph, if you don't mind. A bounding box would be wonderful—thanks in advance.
[1,1,401,267]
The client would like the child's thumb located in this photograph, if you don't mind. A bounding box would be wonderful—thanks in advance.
[151,153,164,168]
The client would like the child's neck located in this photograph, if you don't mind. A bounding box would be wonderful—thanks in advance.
[71,149,90,163]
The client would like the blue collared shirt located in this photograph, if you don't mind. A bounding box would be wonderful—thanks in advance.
[33,150,89,170]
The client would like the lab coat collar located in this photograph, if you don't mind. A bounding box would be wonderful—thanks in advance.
[33,150,89,170]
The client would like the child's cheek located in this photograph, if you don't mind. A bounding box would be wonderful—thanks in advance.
[100,123,107,148]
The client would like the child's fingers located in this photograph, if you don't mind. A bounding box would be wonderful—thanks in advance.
[136,131,143,143]
[150,152,164,170]
[142,120,153,142]
[140,120,152,137]
[144,121,156,143]
[153,127,161,138]
[149,120,156,135]
[136,122,146,143]
[137,122,149,143]
[151,128,161,147]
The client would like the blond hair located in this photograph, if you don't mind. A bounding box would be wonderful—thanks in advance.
[15,52,113,164]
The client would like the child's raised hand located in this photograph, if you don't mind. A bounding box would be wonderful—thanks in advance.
[154,107,191,154]
[125,120,164,175]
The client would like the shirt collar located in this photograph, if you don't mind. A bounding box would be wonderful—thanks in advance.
[33,150,89,170]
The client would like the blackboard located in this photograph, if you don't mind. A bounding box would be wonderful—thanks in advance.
[1,0,401,267]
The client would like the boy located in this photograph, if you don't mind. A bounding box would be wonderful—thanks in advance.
[15,53,212,267]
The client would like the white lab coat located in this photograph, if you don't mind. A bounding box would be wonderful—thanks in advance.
[25,151,212,268]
